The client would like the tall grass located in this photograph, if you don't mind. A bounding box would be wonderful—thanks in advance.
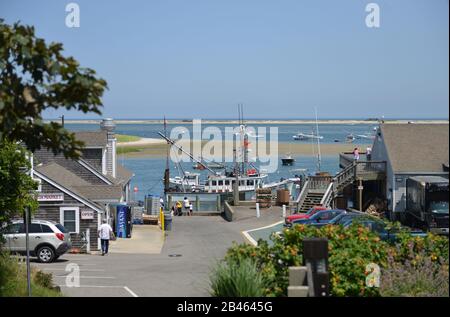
[210,258,266,297]
[0,252,62,297]
[116,134,141,143]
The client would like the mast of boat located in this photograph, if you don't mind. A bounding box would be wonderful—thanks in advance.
[157,131,218,175]
[315,107,322,172]
[163,116,170,192]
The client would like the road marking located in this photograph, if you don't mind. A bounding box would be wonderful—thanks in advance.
[124,286,138,297]
[242,221,284,246]
[57,285,139,297]
[40,268,105,272]
[54,275,116,279]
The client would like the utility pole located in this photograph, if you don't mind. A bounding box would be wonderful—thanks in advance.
[24,205,31,297]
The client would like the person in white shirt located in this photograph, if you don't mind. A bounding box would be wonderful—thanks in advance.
[98,219,114,256]
[189,203,193,216]
[366,146,372,161]
[183,197,190,216]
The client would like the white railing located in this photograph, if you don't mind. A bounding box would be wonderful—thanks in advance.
[295,180,309,204]
[320,182,334,207]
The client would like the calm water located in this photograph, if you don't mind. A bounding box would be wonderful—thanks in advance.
[66,122,373,201]
[65,122,376,144]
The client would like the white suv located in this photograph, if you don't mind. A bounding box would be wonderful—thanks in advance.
[1,220,72,263]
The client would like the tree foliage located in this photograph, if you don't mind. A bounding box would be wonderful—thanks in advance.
[0,19,107,159]
[0,140,38,227]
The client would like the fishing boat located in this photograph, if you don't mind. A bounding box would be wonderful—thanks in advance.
[281,153,295,166]
[160,106,270,194]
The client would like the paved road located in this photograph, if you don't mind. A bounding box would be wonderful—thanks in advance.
[32,209,283,297]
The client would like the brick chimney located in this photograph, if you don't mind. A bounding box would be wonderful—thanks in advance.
[100,118,116,178]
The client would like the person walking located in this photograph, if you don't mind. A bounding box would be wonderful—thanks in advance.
[366,146,372,161]
[189,203,193,216]
[353,147,360,161]
[98,219,114,256]
[175,201,182,216]
[183,197,190,216]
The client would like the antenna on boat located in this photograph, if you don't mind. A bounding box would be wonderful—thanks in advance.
[163,116,170,193]
[315,107,322,172]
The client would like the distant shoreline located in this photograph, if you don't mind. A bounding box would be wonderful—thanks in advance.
[46,119,449,125]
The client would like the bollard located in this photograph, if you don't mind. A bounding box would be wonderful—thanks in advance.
[256,203,260,218]
[216,195,221,212]
[86,229,90,254]
[282,205,287,218]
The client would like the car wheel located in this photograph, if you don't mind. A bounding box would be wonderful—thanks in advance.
[37,246,55,263]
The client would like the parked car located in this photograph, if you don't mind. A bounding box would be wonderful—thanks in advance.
[310,211,365,228]
[1,220,72,263]
[285,209,346,227]
[343,216,427,242]
[285,206,328,225]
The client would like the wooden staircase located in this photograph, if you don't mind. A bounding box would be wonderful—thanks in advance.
[299,192,325,212]
[296,175,333,212]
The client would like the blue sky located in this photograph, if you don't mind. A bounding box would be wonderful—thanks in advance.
[1,0,448,119]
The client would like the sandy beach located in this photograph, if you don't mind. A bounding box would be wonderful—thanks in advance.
[50,119,448,125]
[117,138,369,158]
[117,137,165,147]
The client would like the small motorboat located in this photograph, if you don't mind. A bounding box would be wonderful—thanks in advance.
[293,132,323,141]
[281,154,295,166]
[346,133,355,143]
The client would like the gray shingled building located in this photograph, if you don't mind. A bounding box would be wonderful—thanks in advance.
[371,123,449,215]
[32,119,133,251]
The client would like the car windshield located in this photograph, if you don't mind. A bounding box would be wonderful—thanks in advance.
[429,201,449,214]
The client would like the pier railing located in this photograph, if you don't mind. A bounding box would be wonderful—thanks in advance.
[333,160,386,193]
[308,175,333,191]
[166,192,230,213]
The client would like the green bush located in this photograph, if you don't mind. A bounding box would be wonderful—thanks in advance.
[0,252,61,297]
[210,258,266,297]
[222,222,449,297]
[380,248,449,297]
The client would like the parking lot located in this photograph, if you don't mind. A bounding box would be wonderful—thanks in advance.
[30,211,283,297]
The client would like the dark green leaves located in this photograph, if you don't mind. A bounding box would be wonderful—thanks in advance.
[0,19,108,159]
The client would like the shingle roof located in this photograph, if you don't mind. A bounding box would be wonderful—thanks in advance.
[75,131,107,148]
[36,162,90,188]
[380,123,449,173]
[115,164,134,184]
[36,162,123,202]
[74,185,123,201]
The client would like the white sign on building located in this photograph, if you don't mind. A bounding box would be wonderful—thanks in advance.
[37,193,64,202]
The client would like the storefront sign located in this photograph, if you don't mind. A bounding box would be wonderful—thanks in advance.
[81,209,94,220]
[37,193,64,202]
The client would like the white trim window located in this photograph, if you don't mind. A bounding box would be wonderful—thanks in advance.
[60,207,80,233]
[34,178,42,192]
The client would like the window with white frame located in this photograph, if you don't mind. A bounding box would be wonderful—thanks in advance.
[34,178,42,192]
[59,207,80,233]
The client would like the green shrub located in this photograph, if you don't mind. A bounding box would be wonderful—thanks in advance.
[210,258,266,297]
[0,252,61,297]
[223,222,449,297]
[380,248,449,297]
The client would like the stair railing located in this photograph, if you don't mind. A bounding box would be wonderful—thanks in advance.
[295,180,310,212]
[320,181,334,208]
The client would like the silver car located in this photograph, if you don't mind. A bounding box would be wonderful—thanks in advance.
[1,220,72,263]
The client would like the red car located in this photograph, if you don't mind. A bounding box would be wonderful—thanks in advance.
[285,206,328,225]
